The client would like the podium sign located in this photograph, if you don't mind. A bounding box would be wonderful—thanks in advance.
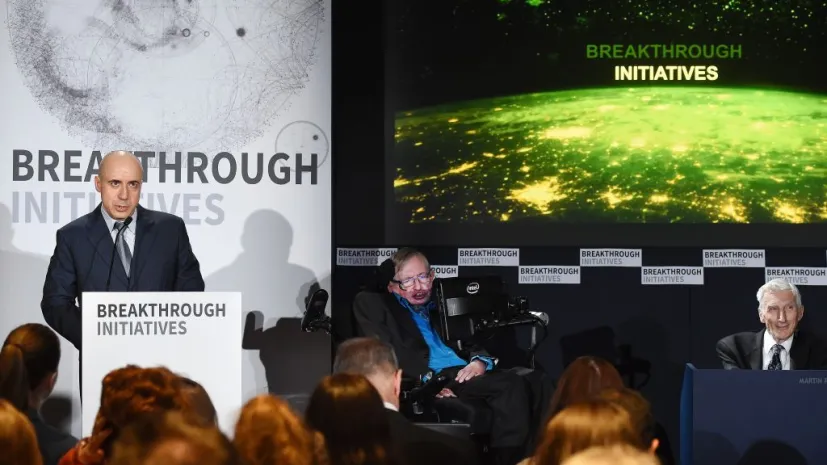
[681,364,827,465]
[81,292,242,436]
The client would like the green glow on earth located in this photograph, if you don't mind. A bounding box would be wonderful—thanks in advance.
[393,87,827,223]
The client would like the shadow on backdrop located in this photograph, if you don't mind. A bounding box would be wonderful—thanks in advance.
[0,203,76,431]
[617,316,683,465]
[559,325,653,388]
[737,440,808,465]
[694,431,739,465]
[559,324,684,460]
[205,209,331,409]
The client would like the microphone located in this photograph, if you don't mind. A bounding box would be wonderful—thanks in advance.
[301,289,329,332]
[528,310,550,327]
[106,216,132,292]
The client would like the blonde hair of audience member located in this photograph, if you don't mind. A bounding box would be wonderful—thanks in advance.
[548,357,624,418]
[534,400,640,465]
[234,394,328,465]
[597,388,658,453]
[62,365,194,465]
[108,411,238,465]
[0,398,43,465]
[562,445,661,465]
[332,337,402,409]
[305,373,398,465]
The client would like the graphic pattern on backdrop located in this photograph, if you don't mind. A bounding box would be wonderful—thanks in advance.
[0,0,332,438]
[337,248,827,286]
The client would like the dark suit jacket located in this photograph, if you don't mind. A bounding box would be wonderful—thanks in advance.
[41,204,205,350]
[353,291,491,379]
[386,409,478,465]
[716,329,827,370]
[27,410,78,465]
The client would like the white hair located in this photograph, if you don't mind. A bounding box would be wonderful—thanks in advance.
[562,445,661,465]
[757,278,802,316]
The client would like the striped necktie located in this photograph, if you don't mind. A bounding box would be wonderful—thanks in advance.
[113,221,132,277]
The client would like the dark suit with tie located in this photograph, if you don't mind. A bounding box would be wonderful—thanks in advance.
[353,291,533,460]
[386,408,479,465]
[41,204,205,351]
[716,329,827,370]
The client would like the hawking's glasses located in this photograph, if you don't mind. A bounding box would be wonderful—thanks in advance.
[392,269,434,290]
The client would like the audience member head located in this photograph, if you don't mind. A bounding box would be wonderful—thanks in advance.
[178,377,217,426]
[534,399,639,465]
[333,337,402,409]
[109,411,239,465]
[0,398,43,465]
[757,278,803,343]
[548,356,624,417]
[562,445,661,465]
[234,394,327,465]
[84,365,192,463]
[597,388,658,453]
[95,150,143,220]
[0,323,61,412]
[386,248,434,306]
[305,373,396,465]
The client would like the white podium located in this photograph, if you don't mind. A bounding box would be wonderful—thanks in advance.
[81,292,242,436]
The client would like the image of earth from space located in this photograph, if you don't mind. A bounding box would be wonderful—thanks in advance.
[393,87,827,224]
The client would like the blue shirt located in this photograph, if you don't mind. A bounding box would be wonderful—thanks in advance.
[394,294,494,374]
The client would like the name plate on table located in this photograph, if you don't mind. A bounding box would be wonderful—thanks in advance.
[81,292,242,436]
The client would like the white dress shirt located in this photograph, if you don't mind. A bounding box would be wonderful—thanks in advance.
[101,207,137,253]
[383,401,398,412]
[762,331,794,370]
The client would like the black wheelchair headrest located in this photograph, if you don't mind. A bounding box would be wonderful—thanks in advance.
[362,258,396,292]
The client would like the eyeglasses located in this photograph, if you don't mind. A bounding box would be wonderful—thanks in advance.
[393,269,434,290]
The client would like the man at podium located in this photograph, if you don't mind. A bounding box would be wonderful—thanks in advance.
[716,278,827,370]
[40,150,205,353]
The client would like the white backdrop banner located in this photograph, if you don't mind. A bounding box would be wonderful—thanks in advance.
[0,0,331,437]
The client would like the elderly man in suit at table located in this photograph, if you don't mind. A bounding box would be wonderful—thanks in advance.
[40,151,204,362]
[716,278,827,370]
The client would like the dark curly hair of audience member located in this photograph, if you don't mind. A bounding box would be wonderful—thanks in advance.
[305,373,398,465]
[178,377,217,427]
[0,398,43,465]
[108,411,239,465]
[0,323,61,412]
[234,394,328,465]
[548,357,624,418]
[534,400,640,465]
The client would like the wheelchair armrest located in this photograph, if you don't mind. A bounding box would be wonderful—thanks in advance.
[401,372,452,404]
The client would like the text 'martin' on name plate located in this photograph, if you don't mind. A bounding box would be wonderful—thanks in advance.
[81,291,242,437]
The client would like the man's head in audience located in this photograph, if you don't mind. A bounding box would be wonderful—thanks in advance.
[757,279,804,343]
[386,248,434,306]
[333,337,402,410]
[562,445,661,465]
[597,387,658,454]
[109,411,238,465]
